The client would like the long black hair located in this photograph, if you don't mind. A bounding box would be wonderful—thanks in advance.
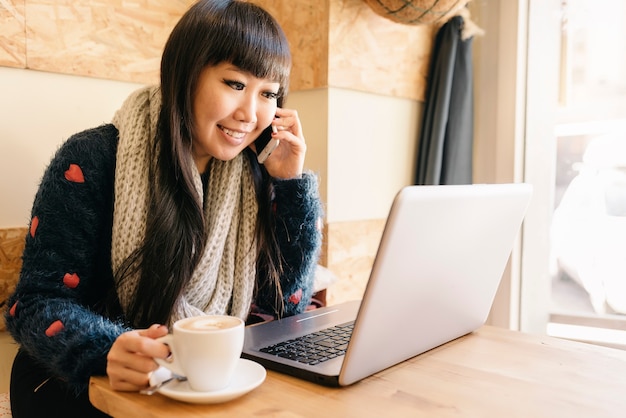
[116,0,291,328]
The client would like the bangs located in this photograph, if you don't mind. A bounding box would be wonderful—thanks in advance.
[160,0,293,129]
[207,2,291,96]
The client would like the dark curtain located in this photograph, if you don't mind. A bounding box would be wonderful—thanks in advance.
[415,15,474,185]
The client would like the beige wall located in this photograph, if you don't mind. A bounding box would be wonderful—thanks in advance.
[0,70,421,226]
[0,67,144,226]
[286,88,421,224]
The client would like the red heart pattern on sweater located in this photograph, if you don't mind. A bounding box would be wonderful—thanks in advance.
[30,216,39,238]
[288,288,303,304]
[63,273,80,289]
[9,302,17,317]
[45,320,65,337]
[64,164,85,183]
[26,165,88,339]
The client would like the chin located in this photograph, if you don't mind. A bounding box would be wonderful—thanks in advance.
[214,148,247,162]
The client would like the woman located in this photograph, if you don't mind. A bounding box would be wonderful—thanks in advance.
[4,0,322,416]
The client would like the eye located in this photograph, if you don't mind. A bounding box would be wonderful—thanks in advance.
[224,79,245,91]
[263,91,279,100]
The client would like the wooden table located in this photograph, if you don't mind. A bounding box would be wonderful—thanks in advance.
[89,325,626,417]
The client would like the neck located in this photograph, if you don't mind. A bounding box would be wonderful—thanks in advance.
[194,155,212,174]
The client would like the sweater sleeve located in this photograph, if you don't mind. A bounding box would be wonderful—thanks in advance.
[256,172,324,317]
[4,124,129,394]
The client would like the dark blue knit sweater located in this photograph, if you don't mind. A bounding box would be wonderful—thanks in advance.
[5,124,322,393]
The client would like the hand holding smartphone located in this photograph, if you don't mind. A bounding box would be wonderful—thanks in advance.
[255,124,280,164]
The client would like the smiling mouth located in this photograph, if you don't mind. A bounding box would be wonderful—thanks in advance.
[219,125,247,139]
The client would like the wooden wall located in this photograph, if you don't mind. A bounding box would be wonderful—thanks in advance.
[327,0,434,101]
[0,0,434,101]
[0,228,27,331]
[0,0,189,84]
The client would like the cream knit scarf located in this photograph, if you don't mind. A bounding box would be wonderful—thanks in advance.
[111,86,257,324]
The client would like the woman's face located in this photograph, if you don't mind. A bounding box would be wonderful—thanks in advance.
[192,62,280,171]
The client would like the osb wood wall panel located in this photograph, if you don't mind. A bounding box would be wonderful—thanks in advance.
[325,218,386,306]
[259,0,433,101]
[0,0,193,84]
[252,0,330,91]
[0,0,433,100]
[0,227,27,332]
[0,0,26,68]
[27,0,192,84]
[329,0,435,102]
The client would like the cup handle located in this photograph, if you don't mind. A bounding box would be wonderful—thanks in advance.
[154,334,186,377]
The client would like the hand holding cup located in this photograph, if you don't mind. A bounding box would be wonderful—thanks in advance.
[155,315,244,392]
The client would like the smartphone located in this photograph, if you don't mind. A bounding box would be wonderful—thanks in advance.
[255,123,279,164]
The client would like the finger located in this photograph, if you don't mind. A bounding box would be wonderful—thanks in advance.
[109,349,160,373]
[139,323,168,339]
[108,363,151,383]
[271,129,306,152]
[108,369,152,391]
[108,336,170,374]
[274,116,298,132]
[117,330,170,359]
[274,109,301,131]
[271,124,304,149]
[274,107,292,119]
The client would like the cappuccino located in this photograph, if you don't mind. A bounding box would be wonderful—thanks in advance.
[178,315,241,332]
[156,314,245,391]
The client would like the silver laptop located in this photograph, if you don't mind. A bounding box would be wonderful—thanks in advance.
[242,183,533,387]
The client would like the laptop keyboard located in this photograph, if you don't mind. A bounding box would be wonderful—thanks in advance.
[259,321,355,365]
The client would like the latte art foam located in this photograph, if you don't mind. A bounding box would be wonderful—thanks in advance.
[178,315,241,331]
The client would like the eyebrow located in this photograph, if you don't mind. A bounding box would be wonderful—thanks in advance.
[224,65,280,84]
[225,65,246,74]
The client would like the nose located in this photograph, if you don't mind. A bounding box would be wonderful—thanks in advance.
[234,95,257,125]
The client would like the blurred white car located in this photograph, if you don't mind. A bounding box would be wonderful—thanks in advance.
[551,134,626,314]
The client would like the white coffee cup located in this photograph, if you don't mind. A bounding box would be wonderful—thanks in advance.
[155,315,244,392]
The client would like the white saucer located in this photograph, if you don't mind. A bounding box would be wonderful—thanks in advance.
[152,359,266,404]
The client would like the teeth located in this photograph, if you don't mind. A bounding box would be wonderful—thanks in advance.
[221,126,245,139]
